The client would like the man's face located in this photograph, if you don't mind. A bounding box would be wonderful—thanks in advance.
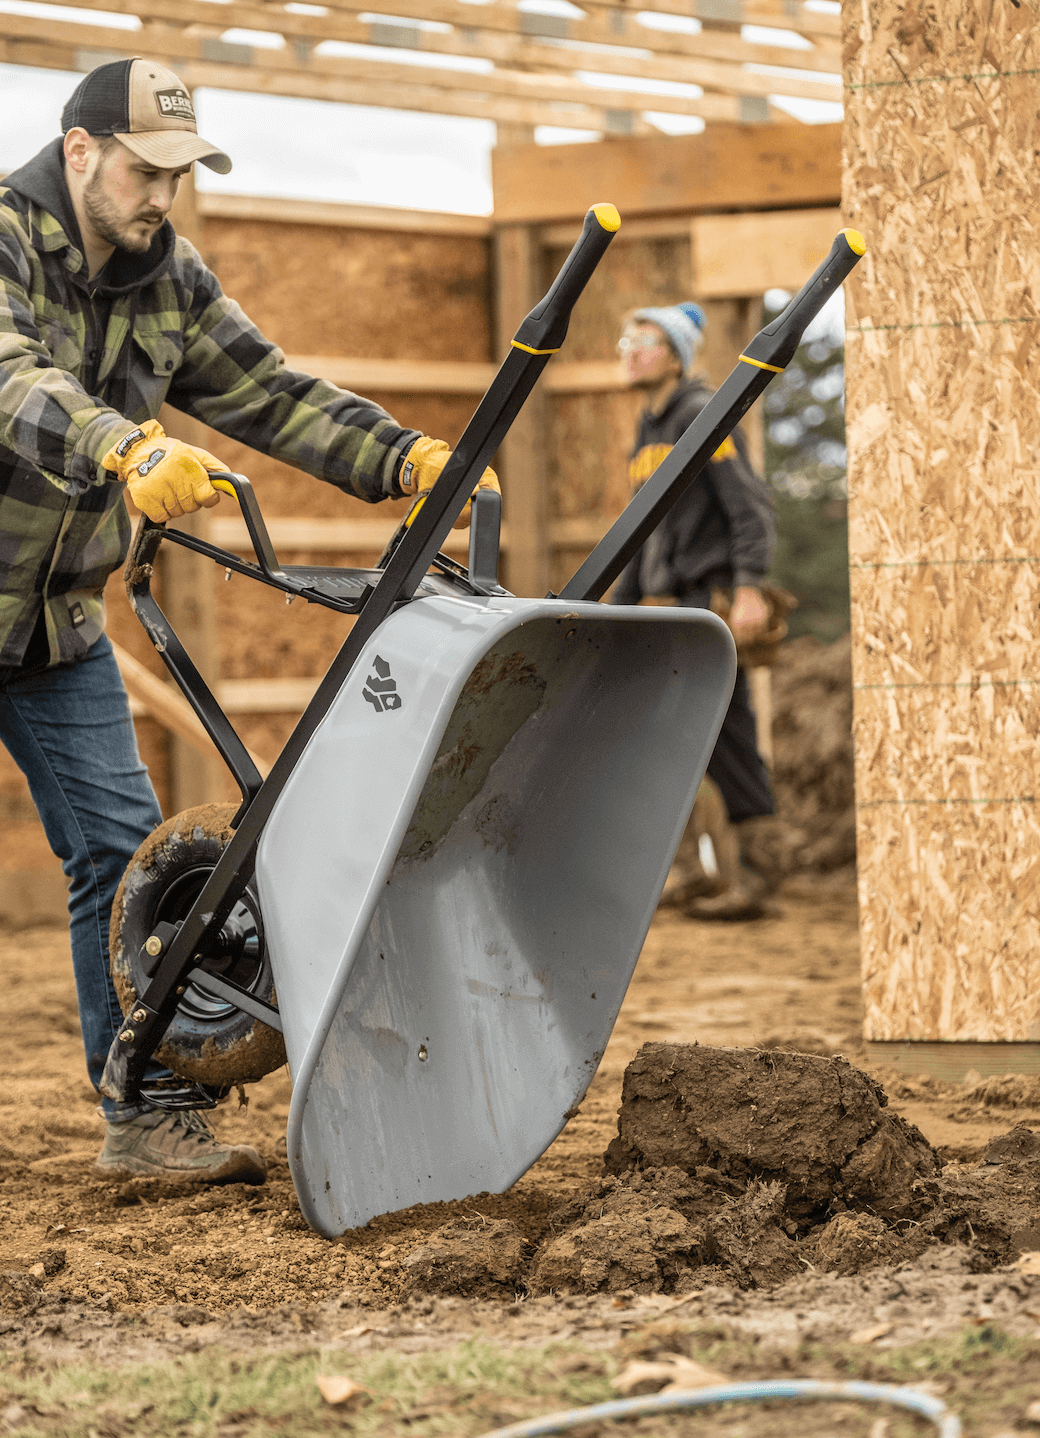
[617,321,682,389]
[82,141,189,255]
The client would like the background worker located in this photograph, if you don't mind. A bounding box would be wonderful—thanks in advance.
[0,57,496,1182]
[611,301,784,918]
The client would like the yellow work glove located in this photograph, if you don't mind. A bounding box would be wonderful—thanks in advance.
[103,419,229,522]
[400,435,499,530]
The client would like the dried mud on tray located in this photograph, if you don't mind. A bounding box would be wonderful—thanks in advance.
[5,891,1040,1376]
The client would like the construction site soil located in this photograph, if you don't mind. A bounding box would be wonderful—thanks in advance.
[5,883,1040,1398]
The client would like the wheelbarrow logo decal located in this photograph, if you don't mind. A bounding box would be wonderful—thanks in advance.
[362,655,403,712]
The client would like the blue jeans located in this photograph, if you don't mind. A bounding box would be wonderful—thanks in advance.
[0,634,166,1118]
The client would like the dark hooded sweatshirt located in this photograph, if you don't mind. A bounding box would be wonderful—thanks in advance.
[611,376,775,606]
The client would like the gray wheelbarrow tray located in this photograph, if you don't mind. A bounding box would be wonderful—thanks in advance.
[101,217,865,1236]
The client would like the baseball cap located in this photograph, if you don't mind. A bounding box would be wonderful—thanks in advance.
[61,59,232,174]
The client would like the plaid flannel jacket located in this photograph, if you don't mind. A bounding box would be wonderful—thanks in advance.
[0,140,419,667]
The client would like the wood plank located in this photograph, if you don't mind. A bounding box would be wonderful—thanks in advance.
[208,514,471,554]
[492,121,842,224]
[159,405,225,806]
[691,206,844,296]
[541,216,700,247]
[198,193,491,236]
[0,19,772,126]
[543,360,627,394]
[207,514,607,553]
[281,354,495,394]
[13,0,843,79]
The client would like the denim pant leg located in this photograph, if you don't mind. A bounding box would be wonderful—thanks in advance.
[0,634,165,1116]
[678,589,776,824]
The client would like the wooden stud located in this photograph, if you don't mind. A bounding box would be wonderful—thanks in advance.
[158,404,226,809]
[495,225,549,597]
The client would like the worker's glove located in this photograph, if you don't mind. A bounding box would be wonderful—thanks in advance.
[399,435,500,530]
[102,419,229,522]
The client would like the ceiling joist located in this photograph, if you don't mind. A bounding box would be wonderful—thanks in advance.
[1,0,841,133]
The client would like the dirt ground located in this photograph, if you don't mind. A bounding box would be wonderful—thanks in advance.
[4,886,1040,1434]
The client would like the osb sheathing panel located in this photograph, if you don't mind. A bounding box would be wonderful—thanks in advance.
[843,0,1040,1040]
[203,220,492,363]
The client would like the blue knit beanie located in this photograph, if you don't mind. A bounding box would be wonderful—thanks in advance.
[632,302,707,374]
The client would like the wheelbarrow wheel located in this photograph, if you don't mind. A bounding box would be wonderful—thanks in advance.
[109,804,286,1086]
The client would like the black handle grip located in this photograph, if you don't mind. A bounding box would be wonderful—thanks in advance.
[742,228,866,372]
[513,203,620,355]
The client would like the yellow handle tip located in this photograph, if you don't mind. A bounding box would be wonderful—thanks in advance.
[210,477,238,499]
[591,202,621,233]
[840,227,867,256]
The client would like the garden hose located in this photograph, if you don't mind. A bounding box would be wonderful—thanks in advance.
[477,1378,961,1437]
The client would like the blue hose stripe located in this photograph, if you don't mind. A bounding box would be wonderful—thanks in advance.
[477,1379,961,1438]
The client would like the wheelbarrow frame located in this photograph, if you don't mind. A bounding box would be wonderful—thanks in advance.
[100,217,864,1131]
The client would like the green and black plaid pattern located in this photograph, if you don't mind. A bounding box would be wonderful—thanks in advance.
[0,179,417,666]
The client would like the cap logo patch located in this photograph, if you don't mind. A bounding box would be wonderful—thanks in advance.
[154,88,195,122]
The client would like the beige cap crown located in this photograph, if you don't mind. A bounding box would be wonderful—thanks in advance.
[114,60,231,174]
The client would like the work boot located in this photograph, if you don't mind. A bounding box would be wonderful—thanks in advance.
[734,814,788,896]
[94,1108,267,1184]
[682,815,787,921]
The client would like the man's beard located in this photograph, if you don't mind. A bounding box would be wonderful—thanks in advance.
[83,165,162,255]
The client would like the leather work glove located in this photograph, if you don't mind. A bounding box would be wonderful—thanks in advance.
[400,435,499,530]
[103,419,229,522]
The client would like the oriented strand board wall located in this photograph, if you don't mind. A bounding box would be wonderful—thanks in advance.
[844,1,1040,1041]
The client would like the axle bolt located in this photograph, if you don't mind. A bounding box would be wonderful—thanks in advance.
[144,935,163,957]
[118,1029,135,1043]
[132,1008,147,1023]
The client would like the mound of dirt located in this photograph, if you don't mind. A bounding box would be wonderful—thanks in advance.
[771,634,854,874]
[604,1043,938,1222]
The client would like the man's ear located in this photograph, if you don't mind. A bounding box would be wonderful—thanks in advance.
[63,128,94,175]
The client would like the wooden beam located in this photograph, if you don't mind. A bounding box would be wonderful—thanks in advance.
[0,21,784,128]
[198,193,491,236]
[205,513,610,553]
[540,217,694,246]
[691,206,845,297]
[282,354,495,394]
[12,0,842,81]
[492,121,842,224]
[495,225,549,598]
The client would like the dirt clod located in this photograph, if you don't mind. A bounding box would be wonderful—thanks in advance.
[604,1043,938,1221]
[704,1180,800,1288]
[0,1270,41,1314]
[532,1170,703,1296]
[402,1219,527,1298]
[985,1125,1040,1164]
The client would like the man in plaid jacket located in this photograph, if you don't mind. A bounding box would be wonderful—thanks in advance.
[0,57,496,1183]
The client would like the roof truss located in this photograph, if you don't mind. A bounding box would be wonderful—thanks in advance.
[1,0,840,134]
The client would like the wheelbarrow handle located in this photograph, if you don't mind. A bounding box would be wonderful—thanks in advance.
[557,229,867,604]
[514,203,620,355]
[741,228,866,373]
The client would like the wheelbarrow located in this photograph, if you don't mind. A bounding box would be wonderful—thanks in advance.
[101,211,865,1237]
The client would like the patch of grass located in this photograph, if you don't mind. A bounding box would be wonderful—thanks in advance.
[0,1337,616,1437]
[2,1322,1038,1436]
